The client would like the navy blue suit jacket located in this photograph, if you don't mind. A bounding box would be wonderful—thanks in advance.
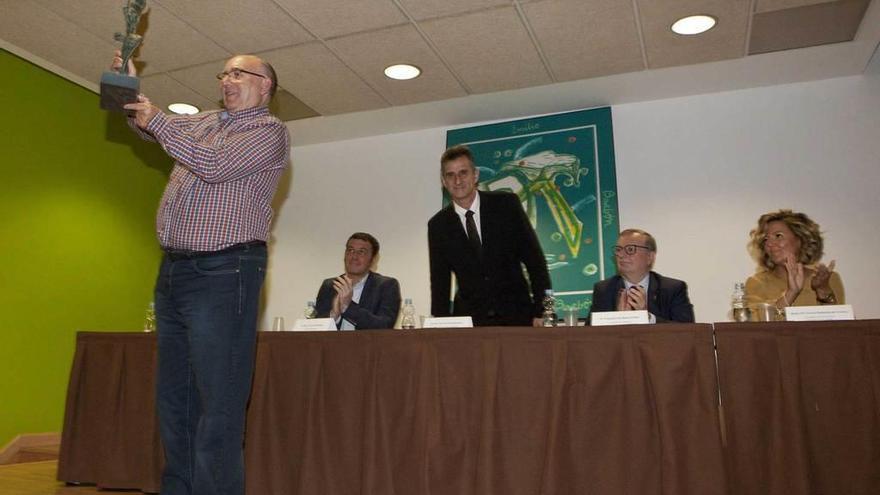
[588,271,695,324]
[314,272,401,330]
[428,190,550,326]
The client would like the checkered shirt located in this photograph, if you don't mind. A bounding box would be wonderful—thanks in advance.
[130,106,289,251]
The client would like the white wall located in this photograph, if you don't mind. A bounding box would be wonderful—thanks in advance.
[264,127,446,325]
[263,74,880,325]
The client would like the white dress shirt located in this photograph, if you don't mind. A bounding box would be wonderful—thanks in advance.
[452,193,482,242]
[339,273,369,331]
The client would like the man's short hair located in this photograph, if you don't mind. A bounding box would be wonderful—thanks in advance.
[261,61,278,99]
[440,145,475,172]
[348,232,379,257]
[619,228,657,252]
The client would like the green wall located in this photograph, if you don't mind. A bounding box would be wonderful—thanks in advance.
[0,49,172,447]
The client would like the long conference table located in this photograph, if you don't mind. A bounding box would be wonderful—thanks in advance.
[56,321,880,495]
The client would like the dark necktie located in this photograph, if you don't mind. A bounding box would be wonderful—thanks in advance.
[465,210,482,256]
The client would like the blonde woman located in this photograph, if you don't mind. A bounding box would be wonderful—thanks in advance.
[746,209,844,309]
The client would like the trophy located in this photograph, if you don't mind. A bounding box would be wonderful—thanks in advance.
[100,0,147,112]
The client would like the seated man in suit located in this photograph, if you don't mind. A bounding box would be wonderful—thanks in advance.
[588,228,695,324]
[428,145,551,326]
[315,232,401,330]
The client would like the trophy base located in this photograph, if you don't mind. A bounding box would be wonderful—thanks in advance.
[100,72,140,112]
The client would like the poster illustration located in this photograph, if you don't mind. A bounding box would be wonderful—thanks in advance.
[446,107,620,317]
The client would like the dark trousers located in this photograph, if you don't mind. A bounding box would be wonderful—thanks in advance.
[154,243,267,495]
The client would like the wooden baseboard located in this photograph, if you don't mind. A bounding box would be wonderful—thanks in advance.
[0,433,60,465]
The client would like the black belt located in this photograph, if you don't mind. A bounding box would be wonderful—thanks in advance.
[163,240,266,261]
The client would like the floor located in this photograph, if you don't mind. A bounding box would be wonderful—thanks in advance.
[0,461,144,495]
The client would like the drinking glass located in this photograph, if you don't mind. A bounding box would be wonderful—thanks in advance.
[563,309,579,326]
[272,316,285,332]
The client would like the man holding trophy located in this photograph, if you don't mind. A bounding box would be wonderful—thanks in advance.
[109,3,290,494]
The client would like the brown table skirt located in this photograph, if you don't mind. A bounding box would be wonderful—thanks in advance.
[57,321,880,494]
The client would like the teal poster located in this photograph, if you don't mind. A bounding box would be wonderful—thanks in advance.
[446,107,620,316]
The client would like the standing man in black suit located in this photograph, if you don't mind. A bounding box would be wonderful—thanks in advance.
[588,228,695,324]
[428,145,551,326]
[315,232,401,330]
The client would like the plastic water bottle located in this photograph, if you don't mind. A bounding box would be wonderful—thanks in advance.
[143,302,156,332]
[731,283,750,322]
[304,300,317,319]
[542,289,557,327]
[401,298,416,329]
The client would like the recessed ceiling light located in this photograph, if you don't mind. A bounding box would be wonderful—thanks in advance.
[671,15,717,35]
[168,103,199,115]
[384,63,421,80]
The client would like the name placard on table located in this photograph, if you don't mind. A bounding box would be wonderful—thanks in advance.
[291,318,337,331]
[591,310,650,326]
[421,316,474,328]
[785,304,854,321]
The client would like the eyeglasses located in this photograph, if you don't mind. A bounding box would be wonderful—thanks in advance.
[613,244,652,256]
[216,68,267,82]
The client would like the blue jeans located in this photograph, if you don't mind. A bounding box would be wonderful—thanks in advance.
[154,243,267,495]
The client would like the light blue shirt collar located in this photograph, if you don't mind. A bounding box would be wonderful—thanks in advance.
[623,273,650,291]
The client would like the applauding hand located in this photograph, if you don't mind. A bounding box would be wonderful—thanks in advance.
[616,286,647,311]
[781,254,805,306]
[811,260,837,301]
[331,275,354,317]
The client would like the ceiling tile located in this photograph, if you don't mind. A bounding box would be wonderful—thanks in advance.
[396,0,512,20]
[259,43,389,115]
[0,1,115,84]
[166,60,227,105]
[31,0,123,47]
[269,88,320,121]
[756,0,834,13]
[420,6,552,93]
[523,0,645,82]
[274,0,408,39]
[141,73,222,112]
[35,0,229,75]
[154,0,313,54]
[750,0,870,54]
[3,0,878,129]
[637,0,751,68]
[327,25,466,105]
